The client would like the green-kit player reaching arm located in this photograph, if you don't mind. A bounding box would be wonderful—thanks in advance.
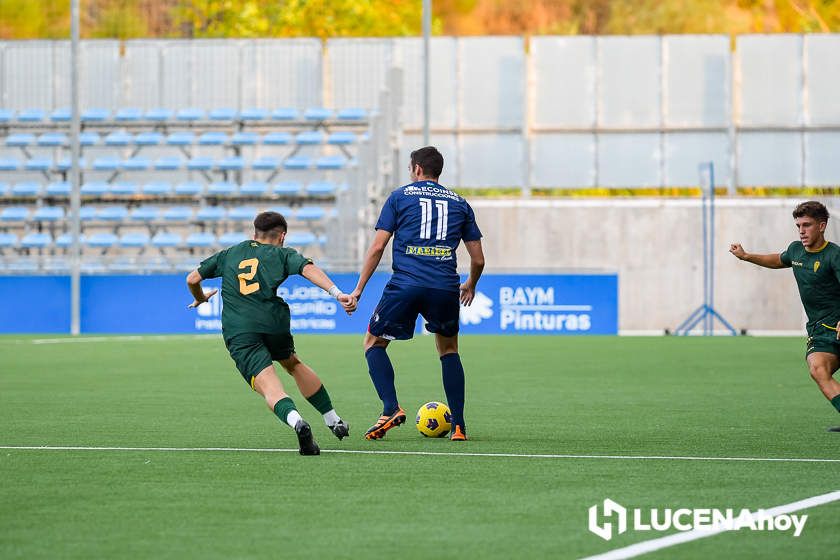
[186,211,358,454]
[730,201,840,430]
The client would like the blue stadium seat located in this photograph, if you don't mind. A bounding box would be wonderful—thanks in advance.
[316,155,347,170]
[283,156,312,170]
[231,132,259,146]
[196,206,227,221]
[0,109,12,123]
[272,108,299,120]
[46,181,71,197]
[119,232,150,247]
[33,206,65,221]
[306,181,337,196]
[337,108,367,120]
[187,157,214,171]
[166,132,196,146]
[219,231,247,245]
[98,206,129,221]
[209,108,237,121]
[17,108,45,122]
[269,206,294,218]
[145,108,173,121]
[56,157,87,172]
[161,207,192,221]
[79,207,97,221]
[115,107,143,121]
[228,206,257,221]
[56,233,84,248]
[0,207,29,221]
[154,157,183,171]
[105,131,133,146]
[86,232,118,248]
[129,206,160,221]
[0,182,8,196]
[296,131,325,145]
[37,132,67,147]
[6,133,35,147]
[297,207,326,221]
[186,232,216,248]
[24,158,52,172]
[327,131,356,145]
[304,107,334,121]
[110,182,139,196]
[207,181,237,196]
[152,231,182,247]
[80,132,101,146]
[82,108,110,122]
[142,181,173,196]
[92,156,122,171]
[0,232,18,248]
[252,156,280,171]
[21,232,52,248]
[50,108,71,122]
[135,132,163,146]
[262,132,292,145]
[240,108,269,121]
[285,232,317,247]
[122,157,151,171]
[217,157,245,171]
[175,182,204,196]
[240,181,268,196]
[176,108,205,121]
[273,181,302,196]
[199,132,229,145]
[0,158,21,171]
[317,234,328,246]
[81,182,110,196]
[12,182,42,197]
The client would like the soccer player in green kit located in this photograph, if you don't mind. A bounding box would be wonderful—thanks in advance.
[186,211,358,454]
[730,201,840,430]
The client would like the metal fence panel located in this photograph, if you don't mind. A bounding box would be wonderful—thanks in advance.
[532,134,595,187]
[80,40,120,109]
[531,36,596,127]
[2,41,56,109]
[664,36,729,127]
[329,38,394,109]
[665,133,730,186]
[243,39,322,109]
[459,37,524,128]
[599,37,660,127]
[160,41,195,109]
[460,134,523,187]
[805,132,840,186]
[738,35,802,126]
[738,132,802,186]
[191,40,242,109]
[805,35,840,125]
[394,37,458,130]
[121,41,162,109]
[598,133,661,187]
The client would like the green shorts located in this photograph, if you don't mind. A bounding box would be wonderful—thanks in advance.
[224,332,296,388]
[806,327,840,357]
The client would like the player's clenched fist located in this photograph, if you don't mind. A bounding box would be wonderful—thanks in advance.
[338,293,357,315]
[729,243,747,260]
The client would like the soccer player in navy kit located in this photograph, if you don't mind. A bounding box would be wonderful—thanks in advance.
[350,146,486,441]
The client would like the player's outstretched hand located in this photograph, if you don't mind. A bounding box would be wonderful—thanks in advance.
[187,289,218,308]
[459,283,475,306]
[729,243,747,260]
[338,293,357,315]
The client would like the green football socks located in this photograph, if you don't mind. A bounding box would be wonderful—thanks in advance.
[831,394,840,413]
[273,397,302,427]
[307,384,341,426]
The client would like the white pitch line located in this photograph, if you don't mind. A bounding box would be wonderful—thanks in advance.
[579,490,840,560]
[23,335,220,345]
[0,446,839,463]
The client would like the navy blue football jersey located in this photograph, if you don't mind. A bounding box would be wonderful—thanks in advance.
[375,181,482,292]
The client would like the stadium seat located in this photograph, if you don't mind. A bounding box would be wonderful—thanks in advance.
[196,206,227,221]
[174,182,204,196]
[283,156,311,170]
[32,206,65,221]
[327,131,356,145]
[240,181,268,196]
[129,206,160,221]
[297,207,326,221]
[337,108,367,120]
[98,206,129,221]
[110,182,140,196]
[145,108,173,121]
[56,157,87,172]
[207,181,237,196]
[304,107,334,121]
[17,109,45,122]
[154,157,183,171]
[218,231,246,245]
[317,234,328,247]
[119,232,150,248]
[166,132,196,146]
[46,181,71,197]
[161,207,192,221]
[6,133,35,147]
[37,132,67,147]
[176,108,205,121]
[82,108,110,122]
[152,231,182,247]
[135,132,163,146]
[262,132,292,145]
[0,158,21,171]
[306,181,337,197]
[269,206,294,218]
[228,206,257,221]
[79,207,97,221]
[0,109,13,122]
[56,232,84,248]
[198,132,229,146]
[122,157,151,171]
[240,108,269,121]
[273,181,302,196]
[81,181,110,196]
[105,131,133,146]
[80,132,101,146]
[21,232,52,249]
[217,157,245,171]
[24,158,52,172]
[209,108,237,121]
[271,108,299,120]
[187,157,214,171]
[0,232,18,248]
[316,155,347,170]
[231,132,258,146]
[142,181,173,196]
[86,232,118,248]
[285,232,317,247]
[50,108,71,122]
[252,156,280,171]
[296,131,325,145]
[115,108,143,121]
[92,156,122,171]
[0,182,9,196]
[12,182,42,197]
[0,207,30,221]
[186,232,216,248]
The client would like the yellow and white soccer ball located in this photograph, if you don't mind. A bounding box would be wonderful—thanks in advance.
[415,401,452,437]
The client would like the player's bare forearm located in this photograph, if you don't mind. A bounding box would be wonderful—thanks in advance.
[185,270,217,308]
[729,244,785,269]
[353,230,392,298]
[463,240,485,288]
[301,263,340,293]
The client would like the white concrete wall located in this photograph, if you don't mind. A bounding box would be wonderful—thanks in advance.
[463,198,830,332]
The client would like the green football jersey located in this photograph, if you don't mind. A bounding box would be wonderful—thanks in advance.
[197,240,312,338]
[780,240,840,335]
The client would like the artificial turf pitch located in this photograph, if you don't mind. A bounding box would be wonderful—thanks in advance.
[1,334,838,559]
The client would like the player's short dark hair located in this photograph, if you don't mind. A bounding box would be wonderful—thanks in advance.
[793,201,829,223]
[253,211,287,237]
[410,146,444,179]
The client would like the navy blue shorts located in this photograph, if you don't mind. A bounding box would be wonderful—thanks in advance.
[368,283,460,340]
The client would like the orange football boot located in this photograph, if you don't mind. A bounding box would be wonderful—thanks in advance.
[450,425,467,441]
[364,407,407,440]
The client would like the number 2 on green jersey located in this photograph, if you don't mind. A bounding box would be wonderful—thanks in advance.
[238,258,260,295]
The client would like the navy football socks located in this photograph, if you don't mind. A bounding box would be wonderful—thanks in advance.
[441,353,466,428]
[365,346,399,416]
